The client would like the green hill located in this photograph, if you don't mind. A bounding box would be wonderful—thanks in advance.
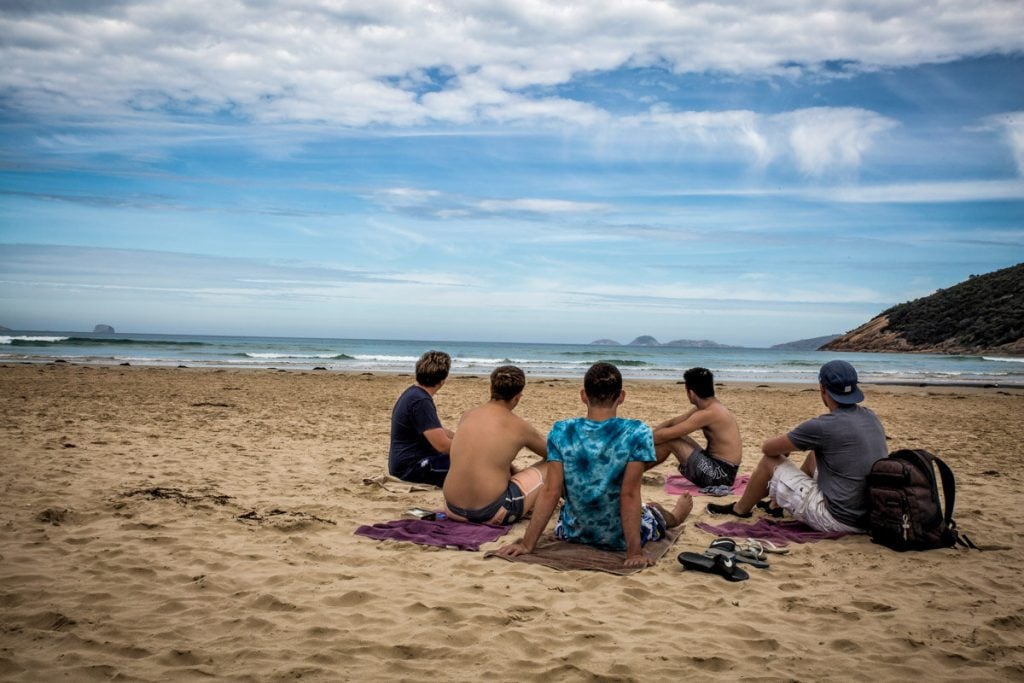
[823,263,1024,356]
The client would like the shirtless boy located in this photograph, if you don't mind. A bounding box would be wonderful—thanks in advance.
[651,367,742,488]
[442,366,549,526]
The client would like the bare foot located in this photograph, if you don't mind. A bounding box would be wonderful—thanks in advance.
[649,492,693,528]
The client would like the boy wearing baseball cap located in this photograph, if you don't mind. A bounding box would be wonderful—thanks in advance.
[707,360,887,532]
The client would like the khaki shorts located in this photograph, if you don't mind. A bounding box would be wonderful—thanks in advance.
[768,459,862,533]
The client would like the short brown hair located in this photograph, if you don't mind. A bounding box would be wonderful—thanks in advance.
[584,362,622,406]
[415,350,451,387]
[490,365,526,401]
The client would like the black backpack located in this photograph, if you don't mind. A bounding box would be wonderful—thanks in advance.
[866,449,975,551]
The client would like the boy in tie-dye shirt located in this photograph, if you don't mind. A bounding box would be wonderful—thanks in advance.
[498,362,693,568]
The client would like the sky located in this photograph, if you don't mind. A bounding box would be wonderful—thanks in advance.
[1,1,1023,347]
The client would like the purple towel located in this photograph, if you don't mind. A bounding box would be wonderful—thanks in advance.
[666,473,750,496]
[695,518,851,544]
[354,518,511,551]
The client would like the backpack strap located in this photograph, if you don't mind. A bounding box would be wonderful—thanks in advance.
[930,453,956,526]
[930,454,981,551]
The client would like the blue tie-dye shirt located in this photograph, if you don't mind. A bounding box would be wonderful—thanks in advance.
[548,417,656,551]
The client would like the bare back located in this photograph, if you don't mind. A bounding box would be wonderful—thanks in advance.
[700,400,742,465]
[443,401,546,509]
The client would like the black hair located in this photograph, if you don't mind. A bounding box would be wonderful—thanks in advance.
[584,362,623,406]
[683,367,715,399]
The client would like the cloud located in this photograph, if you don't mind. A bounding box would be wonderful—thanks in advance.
[773,107,898,176]
[2,2,1022,128]
[813,179,1024,203]
[617,106,896,175]
[982,111,1024,175]
[368,187,612,219]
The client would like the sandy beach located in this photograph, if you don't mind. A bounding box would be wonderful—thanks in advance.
[1,362,1023,681]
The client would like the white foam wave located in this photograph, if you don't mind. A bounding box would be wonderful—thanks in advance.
[245,352,341,359]
[0,335,70,344]
[350,354,420,363]
[983,356,1024,363]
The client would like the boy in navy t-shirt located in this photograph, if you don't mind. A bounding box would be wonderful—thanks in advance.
[388,350,454,487]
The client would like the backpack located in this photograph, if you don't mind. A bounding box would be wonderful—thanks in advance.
[866,449,975,551]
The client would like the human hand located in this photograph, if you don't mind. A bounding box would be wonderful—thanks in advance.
[624,553,654,568]
[496,540,532,557]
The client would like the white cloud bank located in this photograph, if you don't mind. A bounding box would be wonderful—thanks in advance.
[2,1,1022,129]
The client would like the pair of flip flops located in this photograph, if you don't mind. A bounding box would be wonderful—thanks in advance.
[677,537,789,581]
[677,550,750,582]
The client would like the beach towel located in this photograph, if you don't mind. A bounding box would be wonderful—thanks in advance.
[666,473,750,497]
[696,519,850,545]
[484,526,684,575]
[361,471,437,493]
[354,518,510,551]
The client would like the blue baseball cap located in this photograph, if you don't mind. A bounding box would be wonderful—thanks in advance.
[818,360,864,404]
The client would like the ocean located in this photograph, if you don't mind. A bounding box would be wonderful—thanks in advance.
[2,331,1022,386]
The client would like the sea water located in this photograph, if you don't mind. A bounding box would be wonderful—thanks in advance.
[1,331,1022,386]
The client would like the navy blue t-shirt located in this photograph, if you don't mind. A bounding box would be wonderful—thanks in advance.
[388,385,444,476]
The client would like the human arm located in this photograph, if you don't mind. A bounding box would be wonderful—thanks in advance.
[496,461,562,557]
[652,408,695,432]
[423,427,453,454]
[523,423,548,461]
[761,435,796,456]
[620,461,652,567]
[652,408,711,445]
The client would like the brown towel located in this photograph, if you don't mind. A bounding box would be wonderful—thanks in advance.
[485,526,683,575]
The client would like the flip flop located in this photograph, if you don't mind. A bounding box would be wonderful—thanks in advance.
[747,538,789,555]
[708,538,737,552]
[705,547,770,569]
[677,551,749,582]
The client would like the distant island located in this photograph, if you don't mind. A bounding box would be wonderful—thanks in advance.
[94,324,115,333]
[590,335,737,349]
[771,334,842,351]
[0,325,12,333]
[824,263,1024,356]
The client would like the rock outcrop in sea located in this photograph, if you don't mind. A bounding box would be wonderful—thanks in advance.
[590,336,736,348]
[628,335,661,346]
[93,324,115,333]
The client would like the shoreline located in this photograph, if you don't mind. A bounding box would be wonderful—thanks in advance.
[5,356,1024,389]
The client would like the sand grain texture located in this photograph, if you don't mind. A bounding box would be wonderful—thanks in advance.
[1,364,1023,681]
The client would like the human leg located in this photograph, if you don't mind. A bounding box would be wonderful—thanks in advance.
[399,453,450,487]
[510,463,548,516]
[733,454,785,514]
[768,458,860,532]
[649,436,699,471]
[647,492,693,528]
[680,447,738,487]
[706,453,786,517]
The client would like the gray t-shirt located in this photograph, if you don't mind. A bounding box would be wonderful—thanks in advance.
[787,405,888,528]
